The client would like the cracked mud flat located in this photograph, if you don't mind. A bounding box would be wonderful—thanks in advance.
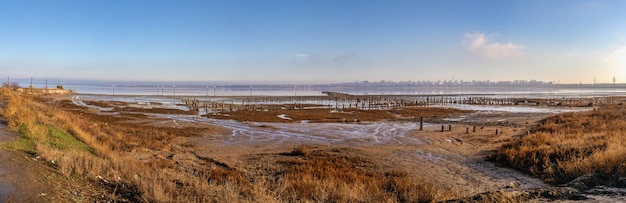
[70,96,622,201]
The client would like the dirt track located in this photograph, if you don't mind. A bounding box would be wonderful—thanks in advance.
[0,121,17,202]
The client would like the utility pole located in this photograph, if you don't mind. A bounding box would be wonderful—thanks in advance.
[614,76,616,85]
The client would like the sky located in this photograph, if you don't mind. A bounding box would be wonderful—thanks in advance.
[0,0,625,84]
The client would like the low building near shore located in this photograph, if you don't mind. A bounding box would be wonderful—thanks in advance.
[16,86,75,95]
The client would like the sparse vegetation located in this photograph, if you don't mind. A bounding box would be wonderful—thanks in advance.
[493,105,626,186]
[1,82,20,90]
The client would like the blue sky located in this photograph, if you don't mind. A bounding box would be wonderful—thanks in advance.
[1,0,625,83]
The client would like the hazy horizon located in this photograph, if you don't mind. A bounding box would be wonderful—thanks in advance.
[1,1,625,83]
[6,76,626,87]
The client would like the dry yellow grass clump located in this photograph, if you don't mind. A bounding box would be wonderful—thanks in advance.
[0,87,451,202]
[493,105,626,185]
[264,146,447,202]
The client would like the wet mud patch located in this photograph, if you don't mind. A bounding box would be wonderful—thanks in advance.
[206,107,472,123]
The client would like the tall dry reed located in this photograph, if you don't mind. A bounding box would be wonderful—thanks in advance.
[493,106,626,185]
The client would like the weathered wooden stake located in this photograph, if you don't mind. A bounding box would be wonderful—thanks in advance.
[420,117,423,131]
[448,125,451,131]
[495,129,499,135]
[473,126,476,132]
[466,127,469,134]
[441,125,444,132]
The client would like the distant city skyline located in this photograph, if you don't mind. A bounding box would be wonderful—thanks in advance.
[1,0,625,83]
[4,76,623,87]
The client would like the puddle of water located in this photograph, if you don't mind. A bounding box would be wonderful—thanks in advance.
[277,114,292,120]
[72,96,114,111]
[74,95,189,111]
[441,104,590,113]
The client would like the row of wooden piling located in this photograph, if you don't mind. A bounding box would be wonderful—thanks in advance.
[432,124,500,135]
[179,94,626,113]
[411,116,501,135]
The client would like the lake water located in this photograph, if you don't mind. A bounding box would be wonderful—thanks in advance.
[10,79,626,98]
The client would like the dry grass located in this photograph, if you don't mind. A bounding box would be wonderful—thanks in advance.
[0,87,453,202]
[269,147,444,202]
[492,105,626,185]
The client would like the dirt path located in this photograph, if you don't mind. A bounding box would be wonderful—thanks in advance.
[398,123,548,196]
[0,119,18,202]
[0,121,54,203]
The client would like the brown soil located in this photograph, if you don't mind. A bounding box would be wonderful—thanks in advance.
[207,107,473,123]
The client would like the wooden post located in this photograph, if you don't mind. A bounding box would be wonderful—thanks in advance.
[473,126,476,133]
[441,125,444,132]
[448,125,451,131]
[496,129,498,135]
[420,117,423,131]
[466,127,469,134]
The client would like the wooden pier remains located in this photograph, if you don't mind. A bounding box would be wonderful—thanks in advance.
[175,91,623,113]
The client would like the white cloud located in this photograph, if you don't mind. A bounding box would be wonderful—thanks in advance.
[463,32,524,59]
[292,53,321,62]
[294,53,313,58]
